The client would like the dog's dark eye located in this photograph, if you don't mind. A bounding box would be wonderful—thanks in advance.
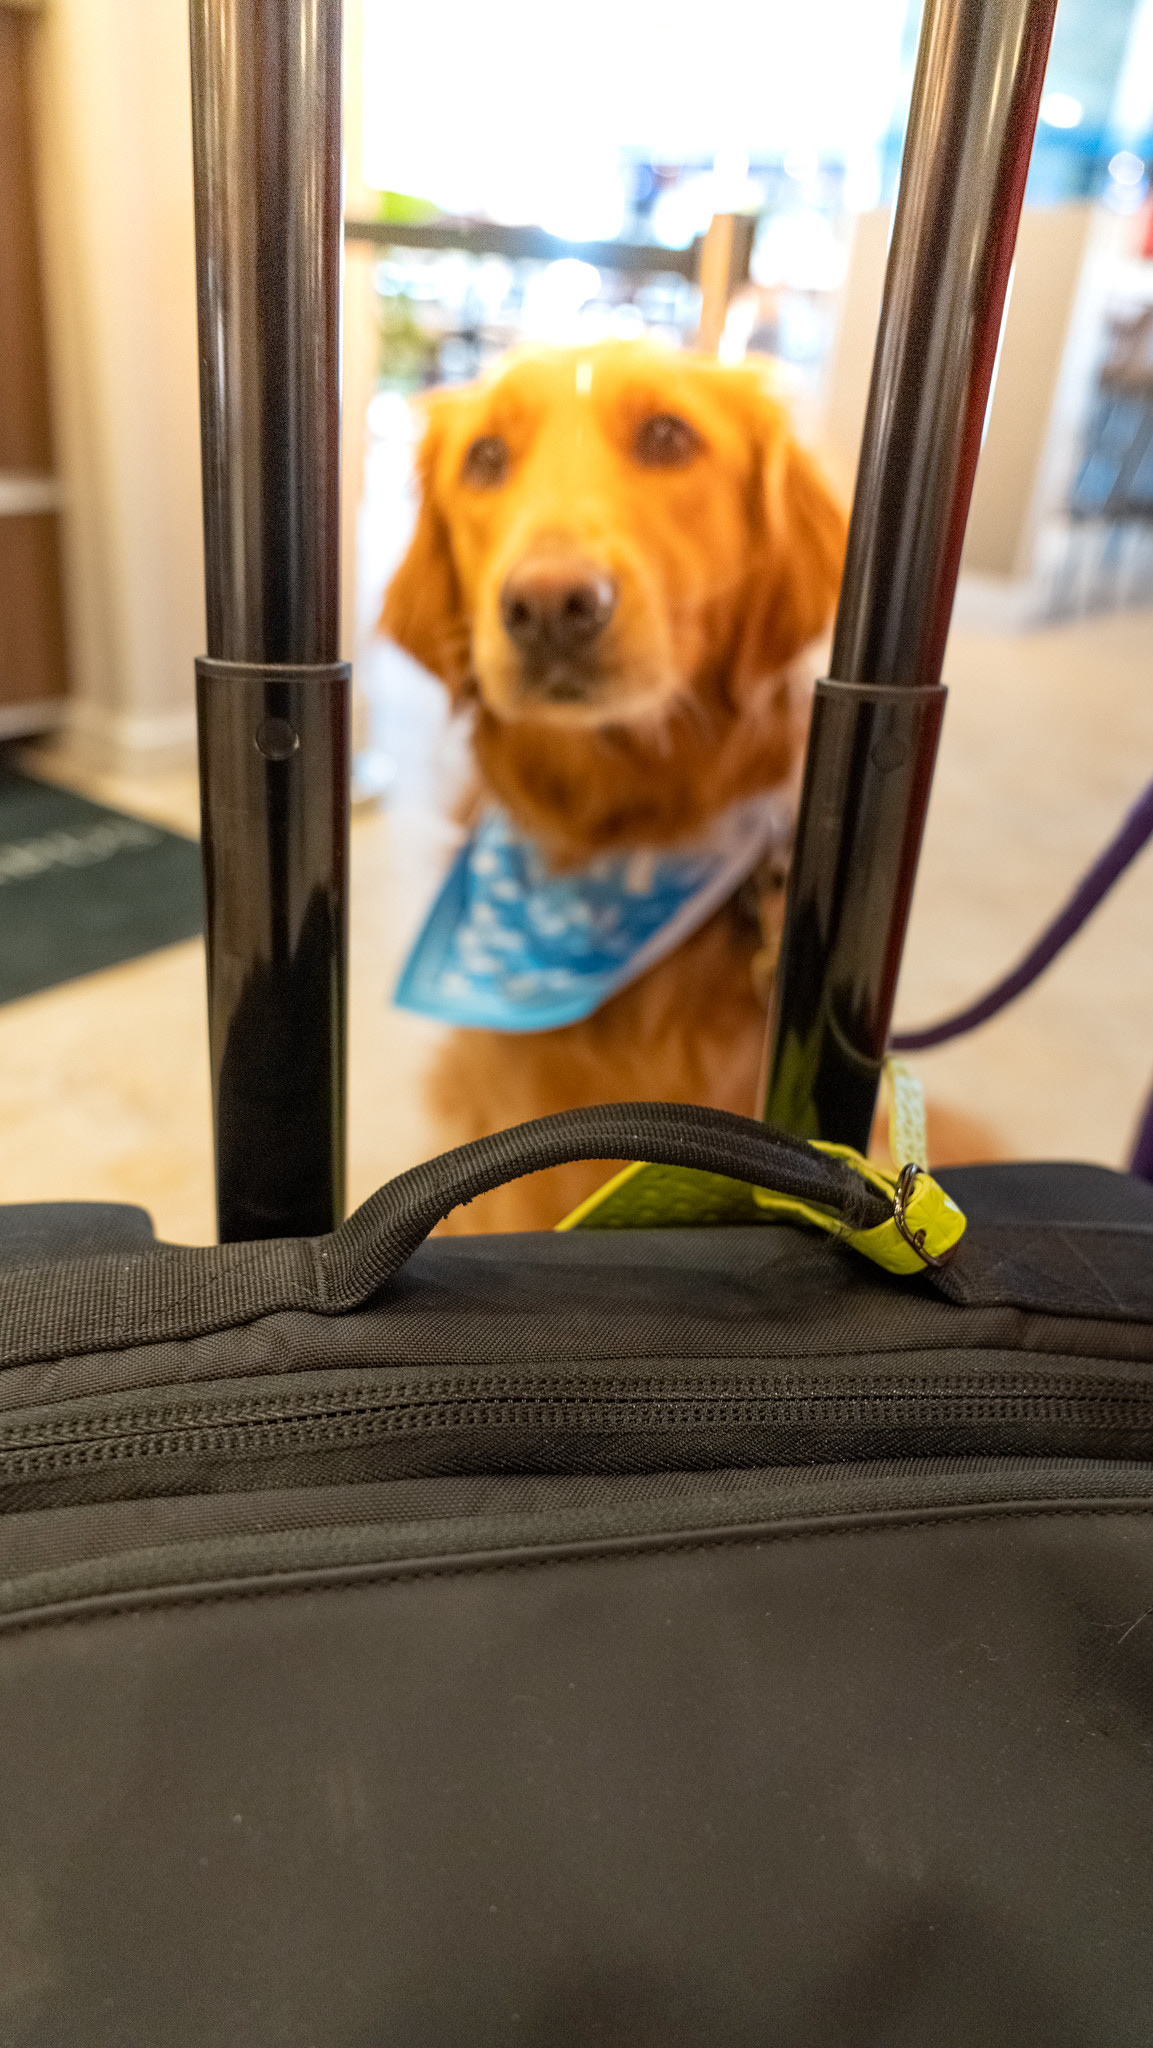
[462,435,509,488]
[634,413,701,467]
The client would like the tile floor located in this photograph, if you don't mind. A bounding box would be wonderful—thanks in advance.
[1,602,1150,1245]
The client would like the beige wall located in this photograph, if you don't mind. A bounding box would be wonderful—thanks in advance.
[30,0,372,770]
[821,206,890,503]
[821,203,1102,593]
[31,0,204,768]
[962,206,1096,578]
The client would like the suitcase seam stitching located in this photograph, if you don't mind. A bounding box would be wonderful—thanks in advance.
[1,1498,1150,1636]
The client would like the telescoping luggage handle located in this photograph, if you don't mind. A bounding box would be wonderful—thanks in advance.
[189,0,349,1247]
[762,0,1060,1154]
[186,0,1058,1247]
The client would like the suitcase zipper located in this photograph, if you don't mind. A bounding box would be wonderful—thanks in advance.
[2,1363,1153,1504]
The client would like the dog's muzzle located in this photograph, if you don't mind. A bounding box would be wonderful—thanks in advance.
[499,552,616,695]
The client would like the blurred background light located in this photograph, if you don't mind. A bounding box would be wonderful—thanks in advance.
[522,258,603,333]
[1040,92,1084,129]
[783,145,821,182]
[1109,148,1148,184]
[751,210,848,292]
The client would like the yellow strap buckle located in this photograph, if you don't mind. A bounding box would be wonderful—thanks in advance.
[556,1060,966,1279]
[746,1140,965,1276]
[892,1161,960,1270]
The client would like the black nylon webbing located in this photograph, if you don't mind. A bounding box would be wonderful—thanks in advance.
[0,1104,884,1369]
[1,1102,1151,1369]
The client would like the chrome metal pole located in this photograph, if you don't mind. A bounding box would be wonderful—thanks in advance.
[189,0,349,1242]
[762,0,1058,1149]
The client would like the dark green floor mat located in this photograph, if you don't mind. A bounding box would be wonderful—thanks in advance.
[0,767,203,1005]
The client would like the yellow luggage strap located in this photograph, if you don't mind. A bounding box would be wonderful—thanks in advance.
[557,1059,966,1279]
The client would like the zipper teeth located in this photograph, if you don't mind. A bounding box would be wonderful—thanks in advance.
[3,1379,1153,1483]
[5,1368,1153,1447]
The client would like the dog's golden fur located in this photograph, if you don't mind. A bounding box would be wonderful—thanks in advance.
[385,341,843,861]
[383,340,895,1229]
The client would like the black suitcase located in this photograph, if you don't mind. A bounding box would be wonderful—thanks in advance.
[7,0,1149,2040]
[2,1105,1153,2043]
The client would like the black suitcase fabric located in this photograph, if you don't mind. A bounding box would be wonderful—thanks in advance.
[2,1102,1153,2046]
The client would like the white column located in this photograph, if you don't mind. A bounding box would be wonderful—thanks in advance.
[31,0,204,769]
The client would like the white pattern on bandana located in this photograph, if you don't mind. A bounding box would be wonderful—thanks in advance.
[394,793,792,1033]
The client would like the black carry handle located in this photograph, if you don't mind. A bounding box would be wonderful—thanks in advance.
[324,1102,889,1303]
[7,1105,1153,1373]
[0,1106,888,1371]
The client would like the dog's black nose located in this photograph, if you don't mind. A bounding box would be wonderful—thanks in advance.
[500,556,616,658]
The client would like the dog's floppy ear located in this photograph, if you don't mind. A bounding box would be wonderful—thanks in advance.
[734,381,847,686]
[380,397,469,692]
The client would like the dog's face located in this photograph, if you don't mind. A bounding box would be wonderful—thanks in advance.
[383,341,845,734]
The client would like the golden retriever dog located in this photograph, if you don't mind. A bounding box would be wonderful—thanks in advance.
[383,338,973,1231]
[382,339,842,1228]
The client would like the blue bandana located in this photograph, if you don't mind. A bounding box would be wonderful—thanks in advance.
[394,794,790,1033]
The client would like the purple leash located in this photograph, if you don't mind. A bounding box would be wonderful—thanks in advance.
[888,775,1153,1177]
